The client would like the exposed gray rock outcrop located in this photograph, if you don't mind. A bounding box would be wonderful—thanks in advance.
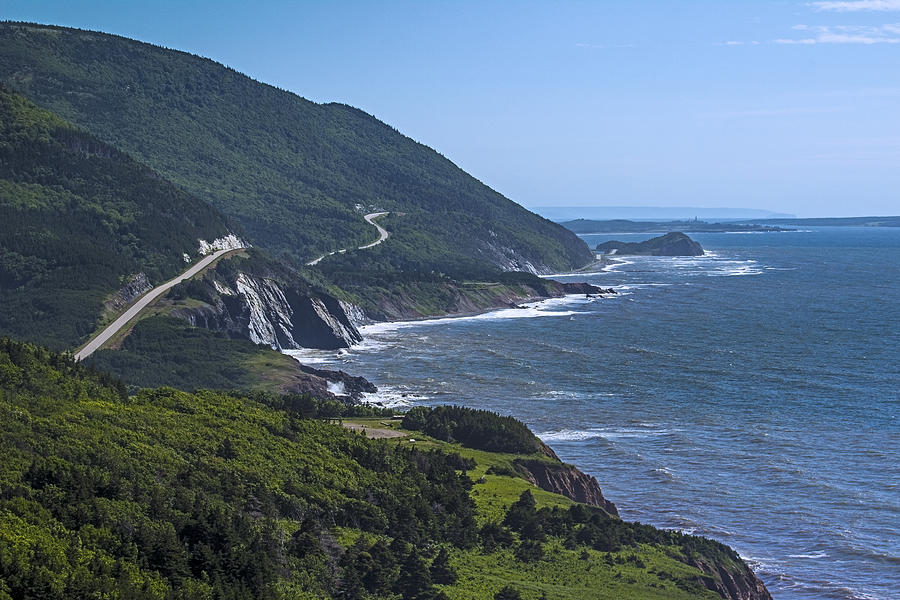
[513,458,619,516]
[686,556,773,600]
[171,271,363,350]
[560,282,617,296]
[291,364,377,402]
[104,273,152,313]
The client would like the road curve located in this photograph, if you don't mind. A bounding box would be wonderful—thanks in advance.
[307,212,390,266]
[74,247,244,361]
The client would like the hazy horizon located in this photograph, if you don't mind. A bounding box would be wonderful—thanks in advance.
[4,1,899,218]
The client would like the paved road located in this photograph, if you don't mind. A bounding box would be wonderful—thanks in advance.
[74,247,244,361]
[307,212,389,266]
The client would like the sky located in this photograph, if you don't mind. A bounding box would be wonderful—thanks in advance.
[3,0,899,217]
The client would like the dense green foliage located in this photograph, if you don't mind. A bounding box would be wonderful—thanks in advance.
[0,339,759,599]
[0,22,593,276]
[402,406,552,457]
[84,316,291,392]
[0,85,230,349]
[501,490,739,565]
[0,339,478,599]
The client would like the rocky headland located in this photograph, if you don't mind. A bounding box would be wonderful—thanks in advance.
[597,231,705,257]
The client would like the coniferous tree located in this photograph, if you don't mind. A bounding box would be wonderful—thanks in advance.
[430,547,457,585]
[494,586,523,600]
[395,553,433,599]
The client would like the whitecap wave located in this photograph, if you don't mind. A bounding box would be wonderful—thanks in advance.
[602,258,634,272]
[537,429,604,442]
[359,298,592,335]
[283,348,343,365]
[358,385,429,409]
[788,551,828,559]
[595,427,678,440]
[538,426,680,443]
[652,466,677,481]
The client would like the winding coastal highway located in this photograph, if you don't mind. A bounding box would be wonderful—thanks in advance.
[77,212,387,360]
[74,246,245,361]
[307,212,389,266]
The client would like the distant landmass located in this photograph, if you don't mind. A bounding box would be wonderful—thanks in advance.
[533,206,795,221]
[744,216,900,227]
[596,232,705,257]
[561,219,790,234]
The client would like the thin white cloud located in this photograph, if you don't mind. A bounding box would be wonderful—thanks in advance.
[774,23,900,43]
[809,0,900,11]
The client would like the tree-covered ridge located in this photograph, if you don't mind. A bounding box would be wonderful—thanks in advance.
[0,22,593,275]
[402,405,556,458]
[0,85,231,349]
[0,339,770,600]
[0,339,478,599]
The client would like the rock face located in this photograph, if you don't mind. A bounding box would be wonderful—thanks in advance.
[104,273,152,313]
[687,556,773,600]
[291,364,377,401]
[279,364,377,402]
[172,271,363,350]
[560,282,617,295]
[596,232,704,256]
[513,459,619,516]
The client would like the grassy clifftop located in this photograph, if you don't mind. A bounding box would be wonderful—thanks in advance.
[0,339,769,600]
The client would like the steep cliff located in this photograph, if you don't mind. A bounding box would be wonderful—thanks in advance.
[514,458,619,516]
[170,260,362,350]
[687,556,773,600]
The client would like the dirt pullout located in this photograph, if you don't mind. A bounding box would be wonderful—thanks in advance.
[343,423,407,439]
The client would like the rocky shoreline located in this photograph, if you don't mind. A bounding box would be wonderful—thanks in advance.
[281,280,773,600]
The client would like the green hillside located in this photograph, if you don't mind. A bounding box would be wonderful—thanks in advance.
[0,22,593,275]
[0,85,230,349]
[0,339,767,600]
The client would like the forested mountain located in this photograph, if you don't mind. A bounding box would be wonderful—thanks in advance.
[0,22,593,275]
[0,339,771,600]
[0,85,231,349]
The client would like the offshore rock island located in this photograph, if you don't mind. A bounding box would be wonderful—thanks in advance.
[597,232,706,257]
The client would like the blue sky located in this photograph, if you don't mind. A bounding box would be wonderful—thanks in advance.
[3,0,899,216]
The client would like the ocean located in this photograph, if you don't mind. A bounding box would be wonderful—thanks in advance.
[287,226,899,600]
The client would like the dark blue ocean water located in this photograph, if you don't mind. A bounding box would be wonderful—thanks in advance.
[289,227,900,600]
